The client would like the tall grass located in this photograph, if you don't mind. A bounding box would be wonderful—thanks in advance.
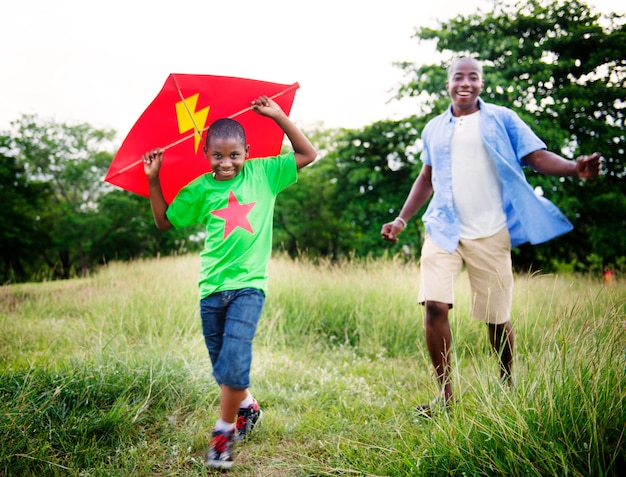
[0,254,624,476]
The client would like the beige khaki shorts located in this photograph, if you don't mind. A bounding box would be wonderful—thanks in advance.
[418,227,513,324]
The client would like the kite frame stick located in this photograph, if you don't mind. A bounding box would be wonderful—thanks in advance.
[164,81,300,150]
[107,82,300,179]
[171,75,204,146]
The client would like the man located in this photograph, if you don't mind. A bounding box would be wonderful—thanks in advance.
[381,57,601,414]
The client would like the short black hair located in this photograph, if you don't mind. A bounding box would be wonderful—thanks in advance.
[204,118,246,150]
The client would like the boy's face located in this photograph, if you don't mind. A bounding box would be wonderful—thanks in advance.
[205,136,249,181]
[446,59,484,115]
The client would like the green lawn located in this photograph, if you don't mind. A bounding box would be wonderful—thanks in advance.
[1,255,624,476]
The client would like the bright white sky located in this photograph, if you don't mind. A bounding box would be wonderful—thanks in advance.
[1,0,622,145]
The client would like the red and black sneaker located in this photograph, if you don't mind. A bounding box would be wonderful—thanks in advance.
[206,428,235,469]
[236,398,263,440]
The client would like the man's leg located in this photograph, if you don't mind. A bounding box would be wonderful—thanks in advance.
[488,321,514,386]
[417,233,461,413]
[460,229,514,387]
[424,300,453,403]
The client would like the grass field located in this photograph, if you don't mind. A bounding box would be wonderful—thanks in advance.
[1,254,624,476]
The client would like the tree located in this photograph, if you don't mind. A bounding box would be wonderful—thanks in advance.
[274,120,424,260]
[330,118,425,259]
[4,115,203,282]
[394,0,625,271]
[273,126,345,259]
[274,154,342,259]
[94,190,202,263]
[8,115,118,278]
[0,135,52,282]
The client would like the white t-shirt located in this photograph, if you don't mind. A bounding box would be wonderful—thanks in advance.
[450,110,507,239]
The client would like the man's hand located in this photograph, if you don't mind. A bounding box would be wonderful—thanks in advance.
[576,152,602,179]
[381,219,405,243]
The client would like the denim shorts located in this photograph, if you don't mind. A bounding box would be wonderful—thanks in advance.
[200,288,265,389]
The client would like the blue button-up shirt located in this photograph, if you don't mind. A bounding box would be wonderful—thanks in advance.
[420,98,573,253]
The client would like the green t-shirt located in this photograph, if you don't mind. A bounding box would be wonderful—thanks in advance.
[166,152,297,299]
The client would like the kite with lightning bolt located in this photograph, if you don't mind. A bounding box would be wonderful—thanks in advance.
[104,74,299,202]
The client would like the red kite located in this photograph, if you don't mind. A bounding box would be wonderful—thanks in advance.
[104,74,299,202]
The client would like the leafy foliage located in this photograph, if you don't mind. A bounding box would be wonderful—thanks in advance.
[0,136,52,282]
[1,115,201,282]
[274,118,427,260]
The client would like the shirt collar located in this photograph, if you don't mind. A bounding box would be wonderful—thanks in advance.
[445,97,485,122]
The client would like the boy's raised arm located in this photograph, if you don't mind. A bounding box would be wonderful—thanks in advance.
[250,96,317,169]
[143,148,173,230]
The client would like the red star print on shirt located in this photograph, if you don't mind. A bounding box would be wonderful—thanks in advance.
[210,190,256,239]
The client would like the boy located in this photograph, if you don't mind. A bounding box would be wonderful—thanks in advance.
[142,95,317,468]
[381,57,601,415]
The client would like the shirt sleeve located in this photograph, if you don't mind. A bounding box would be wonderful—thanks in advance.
[257,152,297,194]
[419,122,433,167]
[502,109,547,166]
[165,180,204,229]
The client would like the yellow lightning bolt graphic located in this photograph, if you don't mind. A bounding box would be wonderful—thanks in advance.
[175,93,210,153]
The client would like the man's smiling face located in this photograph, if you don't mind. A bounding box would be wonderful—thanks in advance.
[446,58,484,116]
